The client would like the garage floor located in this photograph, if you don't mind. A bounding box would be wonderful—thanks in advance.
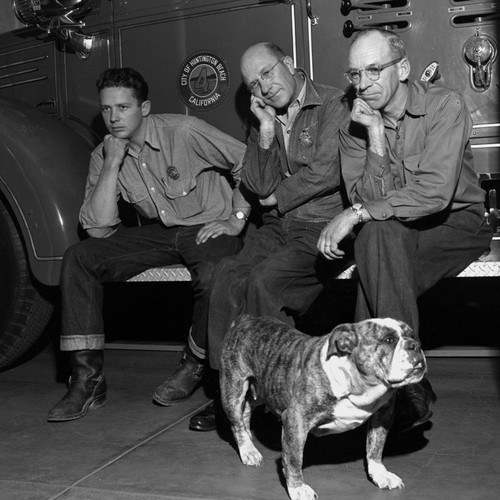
[1,347,499,500]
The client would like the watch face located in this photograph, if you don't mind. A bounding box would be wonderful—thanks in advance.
[234,211,245,220]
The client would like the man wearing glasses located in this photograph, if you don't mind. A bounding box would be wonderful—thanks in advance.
[318,28,492,431]
[188,42,350,431]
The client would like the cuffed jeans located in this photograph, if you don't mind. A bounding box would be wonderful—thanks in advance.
[354,203,493,338]
[60,222,242,358]
[208,213,352,369]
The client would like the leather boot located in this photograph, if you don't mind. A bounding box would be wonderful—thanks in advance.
[393,377,437,433]
[47,350,107,422]
[189,400,218,431]
[153,351,204,406]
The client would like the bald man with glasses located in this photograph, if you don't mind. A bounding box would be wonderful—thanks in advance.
[318,28,492,432]
[188,42,350,432]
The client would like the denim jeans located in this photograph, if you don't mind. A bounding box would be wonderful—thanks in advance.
[354,203,493,338]
[60,222,242,358]
[207,213,352,369]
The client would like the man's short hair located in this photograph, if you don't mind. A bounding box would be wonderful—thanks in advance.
[259,42,287,60]
[351,28,406,60]
[96,67,149,103]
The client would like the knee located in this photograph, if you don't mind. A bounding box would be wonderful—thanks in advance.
[192,261,216,292]
[246,264,273,295]
[62,241,85,272]
[60,239,102,283]
[356,220,406,250]
[211,256,242,289]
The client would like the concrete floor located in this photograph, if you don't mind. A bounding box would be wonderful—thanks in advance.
[1,348,499,500]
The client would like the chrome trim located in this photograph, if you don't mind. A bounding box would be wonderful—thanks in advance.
[0,76,48,89]
[291,3,297,67]
[0,55,48,70]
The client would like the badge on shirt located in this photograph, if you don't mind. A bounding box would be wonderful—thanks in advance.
[167,166,180,180]
[299,130,313,147]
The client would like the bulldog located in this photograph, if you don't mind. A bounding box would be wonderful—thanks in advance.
[220,314,427,500]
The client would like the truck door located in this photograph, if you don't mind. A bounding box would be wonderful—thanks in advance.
[309,0,499,178]
[107,0,307,141]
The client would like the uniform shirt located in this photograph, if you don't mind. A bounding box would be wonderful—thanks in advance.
[80,114,247,237]
[242,69,349,222]
[340,80,485,221]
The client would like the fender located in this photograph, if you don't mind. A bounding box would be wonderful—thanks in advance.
[0,97,91,286]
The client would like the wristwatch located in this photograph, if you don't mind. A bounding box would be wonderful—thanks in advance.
[351,203,364,224]
[232,210,248,221]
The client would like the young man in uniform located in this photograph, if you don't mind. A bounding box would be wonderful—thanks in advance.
[48,67,250,422]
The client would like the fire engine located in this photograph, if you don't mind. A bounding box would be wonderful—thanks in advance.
[0,0,498,369]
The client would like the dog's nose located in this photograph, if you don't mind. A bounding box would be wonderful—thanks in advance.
[404,339,420,351]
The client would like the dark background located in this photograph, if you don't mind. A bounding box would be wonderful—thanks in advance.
[98,277,499,351]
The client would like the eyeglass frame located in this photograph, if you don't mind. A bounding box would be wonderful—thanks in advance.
[247,57,286,93]
[344,56,404,85]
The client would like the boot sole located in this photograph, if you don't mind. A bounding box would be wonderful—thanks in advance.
[47,395,107,422]
[152,392,194,407]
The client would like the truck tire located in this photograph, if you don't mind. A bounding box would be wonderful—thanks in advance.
[0,198,53,370]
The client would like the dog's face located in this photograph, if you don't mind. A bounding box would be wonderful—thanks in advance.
[328,318,427,389]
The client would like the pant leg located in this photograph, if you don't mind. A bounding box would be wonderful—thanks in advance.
[61,223,183,351]
[354,204,492,338]
[208,217,286,368]
[354,220,420,334]
[208,218,348,369]
[415,205,492,294]
[176,226,243,359]
[244,219,342,321]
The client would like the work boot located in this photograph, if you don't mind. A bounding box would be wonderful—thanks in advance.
[189,400,218,431]
[47,350,107,422]
[189,395,233,432]
[393,377,437,433]
[153,350,204,406]
[189,370,227,432]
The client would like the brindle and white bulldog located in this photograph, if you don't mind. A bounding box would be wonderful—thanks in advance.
[220,314,427,500]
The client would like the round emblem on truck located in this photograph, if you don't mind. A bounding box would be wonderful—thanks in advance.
[178,50,230,111]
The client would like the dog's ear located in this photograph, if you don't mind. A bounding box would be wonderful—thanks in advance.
[327,323,358,358]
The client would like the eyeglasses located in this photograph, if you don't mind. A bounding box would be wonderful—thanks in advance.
[344,56,404,84]
[247,57,285,93]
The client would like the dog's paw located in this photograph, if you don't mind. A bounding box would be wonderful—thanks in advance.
[239,441,263,467]
[368,462,404,490]
[288,484,318,500]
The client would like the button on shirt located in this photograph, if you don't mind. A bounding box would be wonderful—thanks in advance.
[80,114,247,237]
[340,80,485,221]
[276,77,306,162]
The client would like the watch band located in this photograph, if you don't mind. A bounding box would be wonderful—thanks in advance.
[351,203,364,224]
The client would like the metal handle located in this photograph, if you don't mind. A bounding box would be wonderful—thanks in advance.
[463,29,497,91]
[306,0,319,25]
[35,99,56,108]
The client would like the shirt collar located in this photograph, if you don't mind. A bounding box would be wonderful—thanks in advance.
[294,75,307,109]
[275,68,321,126]
[404,80,427,117]
[298,68,322,108]
[124,116,160,159]
[275,74,307,126]
[143,115,161,151]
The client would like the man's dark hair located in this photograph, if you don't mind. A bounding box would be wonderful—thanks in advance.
[96,67,149,103]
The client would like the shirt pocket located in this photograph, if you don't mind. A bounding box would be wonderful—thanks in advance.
[162,174,203,219]
[402,153,421,183]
